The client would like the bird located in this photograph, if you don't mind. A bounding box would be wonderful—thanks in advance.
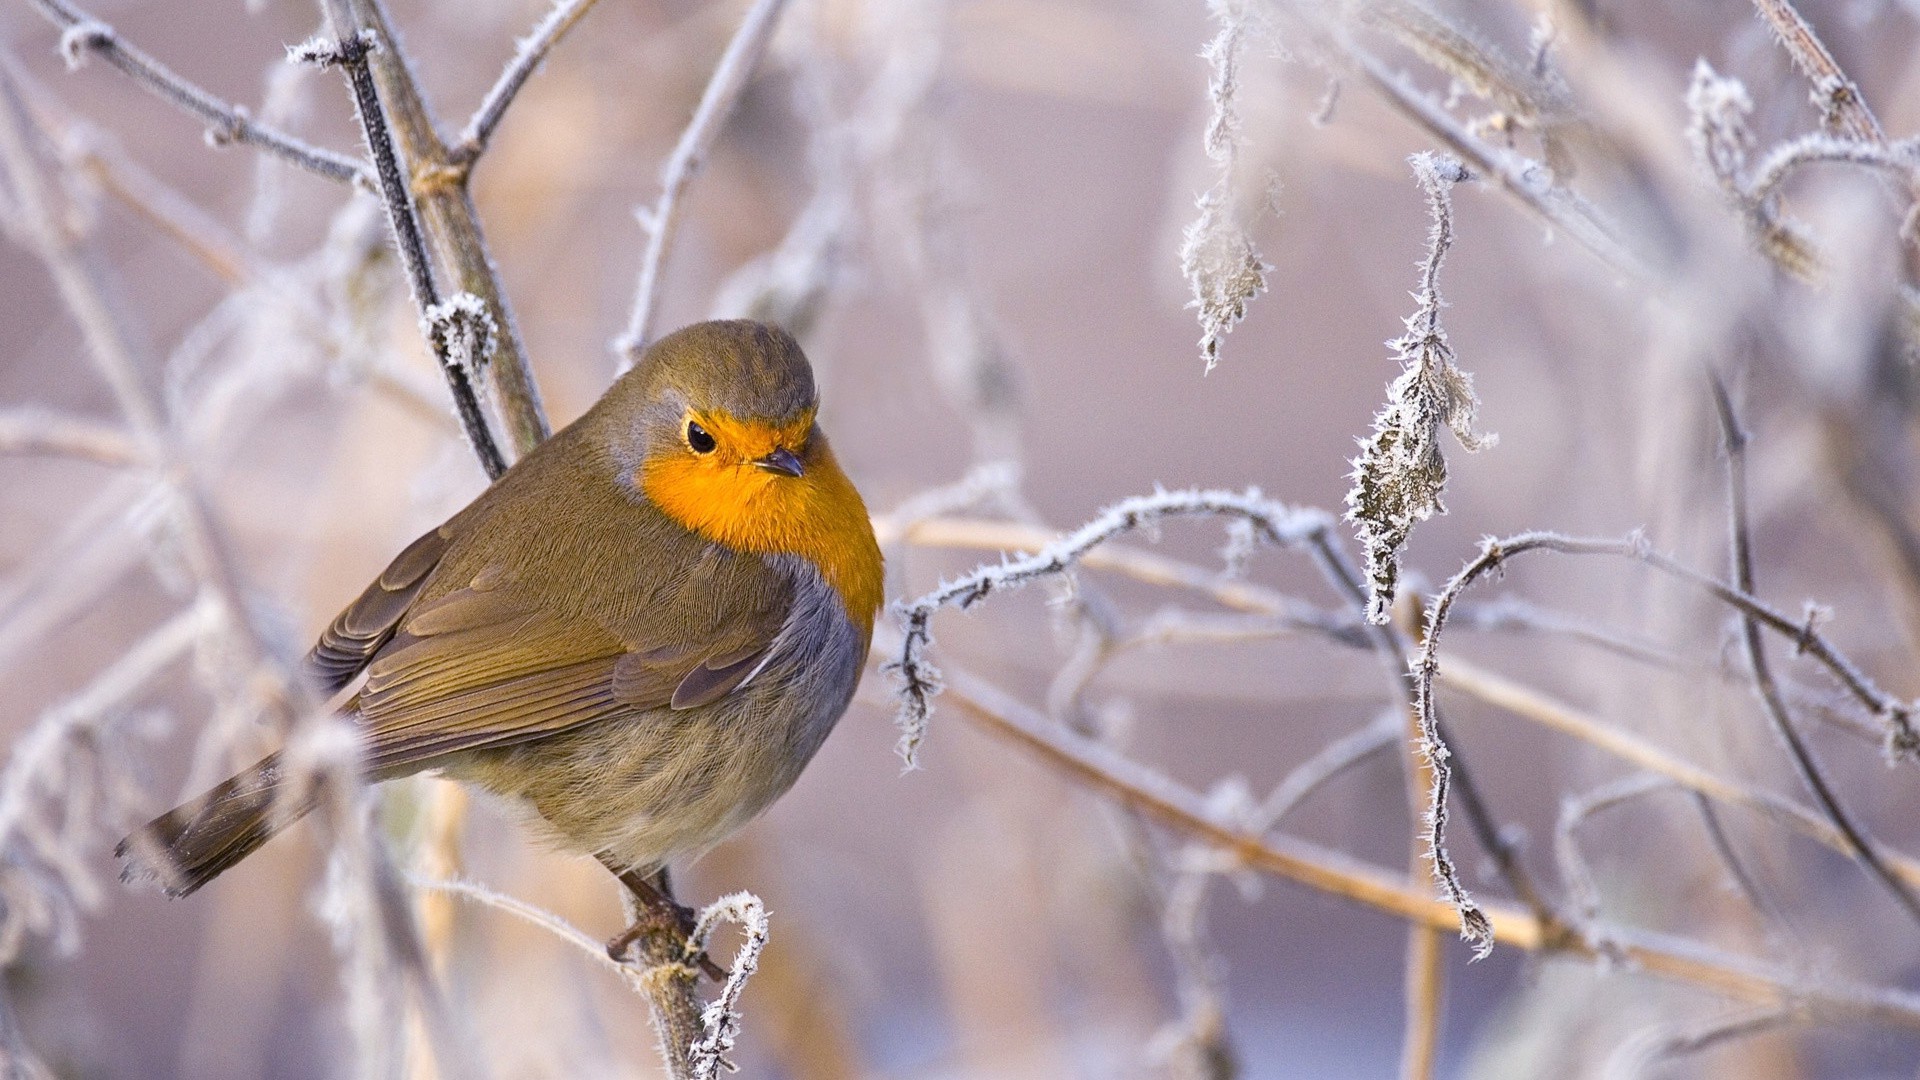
[116,319,883,944]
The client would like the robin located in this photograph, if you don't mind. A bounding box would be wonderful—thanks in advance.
[117,320,883,951]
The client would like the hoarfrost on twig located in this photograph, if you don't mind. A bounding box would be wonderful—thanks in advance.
[1181,0,1272,372]
[1345,152,1494,626]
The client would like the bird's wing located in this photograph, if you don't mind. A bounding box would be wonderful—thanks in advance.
[351,574,790,775]
[306,526,453,694]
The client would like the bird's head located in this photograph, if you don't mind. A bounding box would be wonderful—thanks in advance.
[589,320,882,627]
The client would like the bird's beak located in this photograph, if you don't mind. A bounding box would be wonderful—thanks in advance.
[754,447,805,478]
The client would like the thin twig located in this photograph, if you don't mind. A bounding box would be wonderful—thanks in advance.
[1707,377,1920,925]
[887,489,1333,766]
[25,0,368,184]
[1555,774,1672,926]
[456,0,606,161]
[616,0,792,366]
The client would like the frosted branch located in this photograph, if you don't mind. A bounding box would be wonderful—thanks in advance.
[887,488,1333,766]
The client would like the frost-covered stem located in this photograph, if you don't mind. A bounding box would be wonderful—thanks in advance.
[294,32,508,479]
[617,0,792,367]
[456,0,606,160]
[886,489,1333,765]
[1746,133,1920,206]
[1707,380,1920,926]
[1392,598,1442,1080]
[26,0,368,184]
[1180,0,1269,372]
[1424,528,1920,755]
[317,0,550,457]
[687,893,769,1080]
[937,665,1920,1028]
[1748,0,1882,143]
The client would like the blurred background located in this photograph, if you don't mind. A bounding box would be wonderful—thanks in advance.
[3,0,1920,1076]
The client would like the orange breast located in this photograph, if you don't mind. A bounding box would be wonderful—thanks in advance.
[641,437,883,638]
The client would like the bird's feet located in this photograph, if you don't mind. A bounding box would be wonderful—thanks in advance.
[604,872,727,981]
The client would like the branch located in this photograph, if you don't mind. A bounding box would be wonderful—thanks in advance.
[886,489,1333,766]
[884,515,1920,887]
[1708,377,1920,926]
[616,0,792,366]
[938,665,1920,1030]
[317,0,550,456]
[25,0,367,184]
[1749,0,1883,143]
[456,0,606,161]
[292,32,507,480]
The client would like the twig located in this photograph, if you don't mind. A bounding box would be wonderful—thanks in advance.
[938,665,1920,1029]
[1341,41,1643,281]
[1604,1005,1793,1080]
[1257,713,1399,829]
[686,892,770,1080]
[883,514,1920,883]
[1691,793,1792,945]
[1554,774,1671,926]
[1707,377,1920,925]
[1418,529,1919,761]
[616,0,792,366]
[886,489,1333,766]
[456,0,606,161]
[1393,599,1443,1080]
[1436,658,1920,891]
[1746,134,1920,207]
[412,874,641,981]
[292,32,507,480]
[25,0,368,184]
[1748,0,1883,143]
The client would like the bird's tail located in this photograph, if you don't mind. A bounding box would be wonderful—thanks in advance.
[116,753,313,898]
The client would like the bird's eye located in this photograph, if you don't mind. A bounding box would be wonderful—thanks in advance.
[686,421,717,454]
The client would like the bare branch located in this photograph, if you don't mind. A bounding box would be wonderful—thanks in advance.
[25,0,368,184]
[886,489,1333,766]
[616,0,792,366]
[939,665,1920,1030]
[456,0,606,161]
[1707,377,1920,926]
[316,0,550,456]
